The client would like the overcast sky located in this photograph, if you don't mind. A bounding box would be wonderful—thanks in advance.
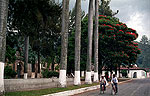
[58,0,150,41]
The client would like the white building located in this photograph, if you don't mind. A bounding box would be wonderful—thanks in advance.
[102,67,147,79]
[127,68,146,79]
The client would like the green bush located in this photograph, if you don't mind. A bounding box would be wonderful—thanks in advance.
[121,70,127,77]
[42,69,49,78]
[42,69,59,78]
[55,65,59,71]
[4,66,17,79]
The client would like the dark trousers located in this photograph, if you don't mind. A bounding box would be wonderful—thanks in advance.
[114,83,118,93]
[100,83,106,91]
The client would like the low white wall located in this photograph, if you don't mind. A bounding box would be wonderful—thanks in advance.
[102,69,146,79]
[4,78,74,92]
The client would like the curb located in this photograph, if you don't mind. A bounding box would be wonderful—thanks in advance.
[118,79,132,84]
[42,85,100,96]
[42,79,132,96]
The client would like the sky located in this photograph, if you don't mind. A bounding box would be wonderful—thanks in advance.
[58,0,150,41]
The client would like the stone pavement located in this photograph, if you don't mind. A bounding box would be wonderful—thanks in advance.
[73,78,150,96]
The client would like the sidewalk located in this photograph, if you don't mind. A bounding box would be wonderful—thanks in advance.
[42,79,132,96]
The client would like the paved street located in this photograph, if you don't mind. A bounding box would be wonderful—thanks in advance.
[73,78,150,96]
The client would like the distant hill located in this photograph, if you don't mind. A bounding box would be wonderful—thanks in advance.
[136,42,150,70]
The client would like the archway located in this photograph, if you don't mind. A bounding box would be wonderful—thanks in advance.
[133,72,137,78]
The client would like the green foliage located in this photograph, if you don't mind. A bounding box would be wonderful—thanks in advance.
[5,32,18,64]
[98,15,140,68]
[42,69,59,78]
[68,31,75,74]
[28,45,37,64]
[121,70,127,77]
[55,65,59,71]
[136,42,150,70]
[6,32,18,49]
[4,66,17,79]
[5,45,16,64]
[8,0,62,69]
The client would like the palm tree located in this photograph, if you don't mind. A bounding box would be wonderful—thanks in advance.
[85,0,94,84]
[24,36,29,79]
[74,0,81,85]
[0,0,9,94]
[59,0,70,87]
[93,0,99,82]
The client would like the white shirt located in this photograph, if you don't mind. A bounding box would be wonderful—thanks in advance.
[100,77,107,82]
[111,77,118,83]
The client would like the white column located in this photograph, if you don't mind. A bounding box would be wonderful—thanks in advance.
[85,71,92,84]
[0,62,4,93]
[74,71,81,85]
[131,72,132,78]
[24,73,28,79]
[59,70,66,87]
[93,72,99,82]
[81,71,84,77]
[117,71,119,77]
[128,71,130,78]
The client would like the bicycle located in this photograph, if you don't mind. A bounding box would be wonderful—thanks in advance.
[100,84,105,94]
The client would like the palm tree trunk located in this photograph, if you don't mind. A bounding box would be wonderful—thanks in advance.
[93,0,99,82]
[31,57,35,78]
[115,64,117,76]
[85,0,94,84]
[51,58,54,71]
[0,0,8,94]
[24,36,29,79]
[59,0,70,87]
[74,0,81,85]
[119,63,121,78]
[37,50,41,78]
[127,64,130,77]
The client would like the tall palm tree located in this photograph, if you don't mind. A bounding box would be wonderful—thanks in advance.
[74,0,81,85]
[93,0,99,82]
[24,36,29,79]
[85,0,94,84]
[0,0,9,94]
[59,0,70,87]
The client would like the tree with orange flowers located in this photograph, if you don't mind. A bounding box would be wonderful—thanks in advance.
[98,15,141,74]
[68,15,141,77]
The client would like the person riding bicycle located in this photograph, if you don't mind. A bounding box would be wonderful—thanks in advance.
[111,74,118,94]
[100,76,106,91]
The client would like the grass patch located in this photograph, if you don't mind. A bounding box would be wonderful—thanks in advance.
[5,83,99,96]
